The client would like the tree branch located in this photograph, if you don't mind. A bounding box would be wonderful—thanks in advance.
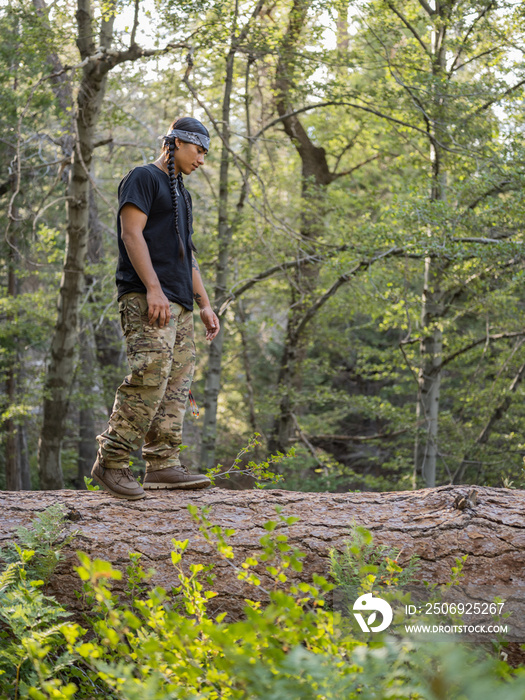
[451,236,518,244]
[306,425,418,443]
[471,78,525,117]
[453,348,525,483]
[251,103,338,142]
[253,98,439,150]
[452,47,501,73]
[418,0,435,16]
[291,413,323,466]
[386,1,430,55]
[448,1,495,75]
[441,332,525,369]
[218,241,462,314]
[441,257,522,315]
[234,0,266,46]
[331,154,381,180]
[218,249,351,314]
[293,247,409,341]
[466,180,514,210]
[332,127,362,172]
[130,0,140,47]
[95,41,191,74]
[92,137,113,149]
[364,20,433,133]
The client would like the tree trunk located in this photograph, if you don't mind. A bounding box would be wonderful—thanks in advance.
[201,328,225,469]
[87,187,125,415]
[38,1,116,488]
[4,184,22,491]
[236,301,259,436]
[199,41,236,469]
[76,338,97,489]
[414,255,445,487]
[34,0,182,486]
[0,485,523,627]
[269,0,335,455]
[18,423,31,490]
[336,1,349,54]
[414,17,449,488]
[199,2,265,469]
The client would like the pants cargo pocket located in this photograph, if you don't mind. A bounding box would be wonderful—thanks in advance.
[119,296,144,337]
[126,349,168,387]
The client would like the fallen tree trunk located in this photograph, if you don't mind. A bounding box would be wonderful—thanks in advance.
[0,485,523,621]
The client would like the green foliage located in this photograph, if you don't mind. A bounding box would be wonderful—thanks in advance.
[0,506,80,698]
[2,507,525,697]
[1,504,79,584]
[83,476,100,492]
[205,432,290,487]
[329,524,421,605]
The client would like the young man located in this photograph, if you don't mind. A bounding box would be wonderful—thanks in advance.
[92,117,220,500]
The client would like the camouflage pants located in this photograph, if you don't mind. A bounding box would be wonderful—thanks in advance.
[96,292,195,472]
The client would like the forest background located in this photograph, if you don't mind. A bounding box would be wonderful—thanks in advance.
[1,0,525,494]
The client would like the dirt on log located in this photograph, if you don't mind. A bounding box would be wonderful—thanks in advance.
[0,485,523,621]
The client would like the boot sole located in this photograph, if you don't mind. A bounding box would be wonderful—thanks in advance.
[91,472,146,500]
[143,480,211,490]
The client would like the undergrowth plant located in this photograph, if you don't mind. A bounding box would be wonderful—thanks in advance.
[329,524,421,601]
[204,433,291,487]
[0,505,81,698]
[1,504,79,584]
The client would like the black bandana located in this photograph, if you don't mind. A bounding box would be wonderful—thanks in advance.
[167,129,210,152]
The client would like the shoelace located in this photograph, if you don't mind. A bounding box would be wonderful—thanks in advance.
[117,468,136,480]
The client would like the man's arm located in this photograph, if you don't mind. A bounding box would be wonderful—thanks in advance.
[120,203,171,327]
[192,253,220,341]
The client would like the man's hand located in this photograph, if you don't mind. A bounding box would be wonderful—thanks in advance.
[147,287,171,327]
[200,306,220,341]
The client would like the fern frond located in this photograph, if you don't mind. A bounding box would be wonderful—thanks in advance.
[0,562,21,595]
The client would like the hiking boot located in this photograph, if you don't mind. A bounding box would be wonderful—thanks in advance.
[91,459,146,500]
[143,465,211,490]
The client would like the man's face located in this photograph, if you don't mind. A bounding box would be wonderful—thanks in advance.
[176,139,207,175]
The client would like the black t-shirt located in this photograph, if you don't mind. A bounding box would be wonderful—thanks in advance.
[115,163,194,310]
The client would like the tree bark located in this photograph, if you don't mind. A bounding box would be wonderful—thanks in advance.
[336,2,350,54]
[414,255,445,488]
[87,187,126,415]
[197,34,235,470]
[18,424,31,491]
[235,301,259,436]
[200,2,265,469]
[268,0,337,455]
[0,486,523,624]
[37,0,152,487]
[4,235,21,491]
[76,337,97,489]
[414,9,449,488]
[38,0,115,488]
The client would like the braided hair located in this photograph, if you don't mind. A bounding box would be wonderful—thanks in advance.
[163,117,209,260]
